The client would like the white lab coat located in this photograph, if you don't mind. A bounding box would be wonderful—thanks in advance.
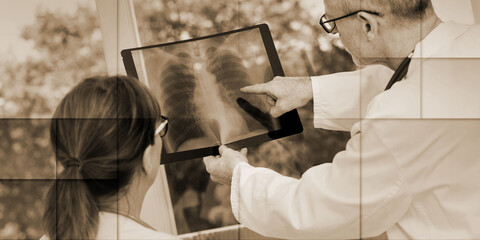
[95,212,179,240]
[40,212,179,240]
[230,21,480,239]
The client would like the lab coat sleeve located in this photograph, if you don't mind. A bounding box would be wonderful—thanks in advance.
[311,65,393,131]
[230,120,411,239]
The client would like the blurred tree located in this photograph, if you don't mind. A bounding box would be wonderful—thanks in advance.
[0,4,106,239]
[0,6,106,119]
[0,181,51,239]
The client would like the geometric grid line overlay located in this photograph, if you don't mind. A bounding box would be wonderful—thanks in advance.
[0,119,55,179]
[313,118,480,120]
[359,119,480,238]
[32,180,126,239]
[230,118,478,239]
[0,118,148,180]
[0,180,51,239]
[165,103,351,235]
[419,57,480,119]
[49,179,120,239]
[51,118,154,180]
[354,58,480,120]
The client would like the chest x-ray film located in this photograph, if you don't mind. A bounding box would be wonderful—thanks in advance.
[122,24,303,164]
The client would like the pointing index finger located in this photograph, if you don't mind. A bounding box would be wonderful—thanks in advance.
[240,84,270,95]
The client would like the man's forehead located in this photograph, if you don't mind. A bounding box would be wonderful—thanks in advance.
[324,0,361,13]
[323,0,334,9]
[323,0,343,16]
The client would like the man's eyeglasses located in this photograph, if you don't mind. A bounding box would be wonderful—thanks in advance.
[319,10,380,34]
[155,116,168,137]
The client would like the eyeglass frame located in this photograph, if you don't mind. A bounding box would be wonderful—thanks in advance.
[154,116,168,137]
[319,10,380,34]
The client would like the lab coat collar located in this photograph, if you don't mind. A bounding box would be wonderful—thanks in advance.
[412,21,471,59]
[407,21,471,78]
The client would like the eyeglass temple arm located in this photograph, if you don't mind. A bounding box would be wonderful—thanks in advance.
[323,10,380,23]
[155,120,168,136]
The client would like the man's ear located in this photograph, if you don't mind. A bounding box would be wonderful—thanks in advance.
[357,12,378,41]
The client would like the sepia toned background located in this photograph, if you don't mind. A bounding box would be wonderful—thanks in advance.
[0,0,476,239]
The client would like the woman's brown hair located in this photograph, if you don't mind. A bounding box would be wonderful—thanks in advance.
[43,76,161,239]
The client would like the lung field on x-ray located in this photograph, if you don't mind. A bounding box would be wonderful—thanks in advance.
[158,52,215,153]
[205,47,274,139]
[142,31,279,153]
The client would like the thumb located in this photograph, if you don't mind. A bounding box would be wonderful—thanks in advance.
[203,155,216,164]
[270,99,291,118]
[266,94,276,106]
[218,145,231,156]
[270,105,284,118]
[240,148,248,156]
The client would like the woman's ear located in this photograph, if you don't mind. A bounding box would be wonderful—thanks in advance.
[142,145,154,176]
[142,140,161,181]
[358,12,378,41]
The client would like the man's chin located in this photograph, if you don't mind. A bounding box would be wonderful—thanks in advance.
[352,56,365,67]
[352,56,376,67]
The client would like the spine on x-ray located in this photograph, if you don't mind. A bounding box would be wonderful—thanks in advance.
[159,52,206,152]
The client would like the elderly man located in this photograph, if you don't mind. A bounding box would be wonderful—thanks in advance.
[204,0,480,239]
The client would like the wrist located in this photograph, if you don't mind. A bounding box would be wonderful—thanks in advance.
[229,159,244,172]
[229,155,248,171]
[307,77,313,99]
[301,77,313,101]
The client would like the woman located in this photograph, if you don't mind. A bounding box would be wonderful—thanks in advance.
[41,76,178,239]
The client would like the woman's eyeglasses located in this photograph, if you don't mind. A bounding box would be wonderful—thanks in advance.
[155,116,168,137]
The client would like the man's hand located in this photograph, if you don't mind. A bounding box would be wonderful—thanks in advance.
[240,76,313,118]
[203,145,248,185]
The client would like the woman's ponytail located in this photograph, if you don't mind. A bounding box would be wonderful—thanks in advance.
[43,76,162,239]
[43,167,99,239]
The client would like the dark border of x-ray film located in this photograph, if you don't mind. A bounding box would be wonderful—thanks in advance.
[121,24,303,164]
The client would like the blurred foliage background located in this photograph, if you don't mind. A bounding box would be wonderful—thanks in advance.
[0,0,355,238]
[0,4,106,239]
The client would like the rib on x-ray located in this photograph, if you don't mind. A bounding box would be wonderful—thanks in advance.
[206,47,273,134]
[158,52,210,152]
[137,28,281,154]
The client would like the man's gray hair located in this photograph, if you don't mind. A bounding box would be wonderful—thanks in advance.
[386,0,433,20]
[332,0,434,21]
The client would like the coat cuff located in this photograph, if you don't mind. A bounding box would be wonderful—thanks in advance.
[311,74,361,131]
[230,161,253,222]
